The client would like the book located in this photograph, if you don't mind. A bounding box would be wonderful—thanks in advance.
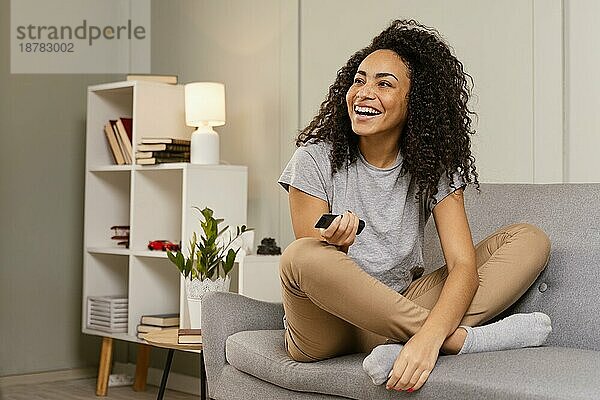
[178,328,202,344]
[89,310,128,319]
[118,118,133,139]
[178,328,201,335]
[135,151,191,159]
[178,336,202,344]
[137,324,170,333]
[136,143,191,152]
[88,295,128,304]
[139,138,191,145]
[90,305,128,314]
[136,157,189,166]
[104,122,125,165]
[115,118,133,162]
[87,295,128,333]
[89,316,128,326]
[111,235,129,240]
[110,226,130,248]
[110,120,131,164]
[90,307,127,315]
[126,74,178,84]
[140,313,179,327]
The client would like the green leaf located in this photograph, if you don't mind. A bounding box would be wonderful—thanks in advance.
[167,250,177,264]
[201,207,213,220]
[223,248,238,276]
[184,258,192,278]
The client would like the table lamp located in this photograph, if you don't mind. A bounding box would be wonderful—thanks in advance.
[184,82,226,164]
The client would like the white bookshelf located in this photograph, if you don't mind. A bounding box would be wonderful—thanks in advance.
[82,80,248,341]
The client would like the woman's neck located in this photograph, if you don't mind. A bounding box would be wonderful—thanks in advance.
[358,136,400,169]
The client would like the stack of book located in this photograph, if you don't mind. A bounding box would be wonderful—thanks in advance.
[111,225,130,248]
[136,313,179,340]
[136,138,191,165]
[178,328,202,344]
[104,117,133,165]
[86,296,128,333]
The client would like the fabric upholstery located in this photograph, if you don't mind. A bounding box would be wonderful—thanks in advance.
[201,290,284,398]
[226,329,600,400]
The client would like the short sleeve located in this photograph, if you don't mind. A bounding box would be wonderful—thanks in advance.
[427,170,467,212]
[278,144,332,205]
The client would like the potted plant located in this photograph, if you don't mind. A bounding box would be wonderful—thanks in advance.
[167,206,252,328]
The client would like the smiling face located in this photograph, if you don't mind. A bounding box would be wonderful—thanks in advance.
[345,49,411,141]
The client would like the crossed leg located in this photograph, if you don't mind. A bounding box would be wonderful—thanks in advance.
[279,223,550,362]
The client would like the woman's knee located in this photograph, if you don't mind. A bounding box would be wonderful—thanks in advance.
[517,223,550,252]
[279,237,325,276]
[510,223,551,270]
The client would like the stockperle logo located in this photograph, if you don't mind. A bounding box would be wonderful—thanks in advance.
[11,0,151,74]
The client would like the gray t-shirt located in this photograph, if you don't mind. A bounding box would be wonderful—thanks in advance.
[278,140,466,294]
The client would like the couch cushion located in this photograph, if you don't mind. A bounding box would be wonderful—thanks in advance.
[226,329,600,400]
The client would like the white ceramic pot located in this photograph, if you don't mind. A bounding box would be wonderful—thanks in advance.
[186,276,231,328]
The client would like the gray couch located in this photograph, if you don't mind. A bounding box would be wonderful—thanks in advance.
[202,183,600,399]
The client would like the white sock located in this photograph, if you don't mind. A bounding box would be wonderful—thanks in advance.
[362,312,552,386]
[458,312,552,355]
[362,343,403,385]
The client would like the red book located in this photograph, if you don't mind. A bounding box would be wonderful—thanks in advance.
[119,118,133,141]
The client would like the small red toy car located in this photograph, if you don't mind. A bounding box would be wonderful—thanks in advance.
[147,240,181,251]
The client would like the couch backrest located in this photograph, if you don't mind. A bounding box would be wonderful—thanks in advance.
[423,183,600,351]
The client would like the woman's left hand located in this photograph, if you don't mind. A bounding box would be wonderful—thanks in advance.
[386,331,444,392]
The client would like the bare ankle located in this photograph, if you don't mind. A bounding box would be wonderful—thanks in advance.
[441,327,468,355]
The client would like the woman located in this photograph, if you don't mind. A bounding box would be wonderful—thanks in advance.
[278,19,551,393]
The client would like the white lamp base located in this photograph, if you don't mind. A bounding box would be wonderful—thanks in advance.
[191,126,219,165]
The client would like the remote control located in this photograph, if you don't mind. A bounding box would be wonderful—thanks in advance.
[314,213,365,235]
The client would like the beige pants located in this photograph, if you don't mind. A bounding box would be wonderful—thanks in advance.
[279,223,551,362]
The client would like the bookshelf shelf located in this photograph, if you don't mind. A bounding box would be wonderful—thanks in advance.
[87,247,131,256]
[131,250,168,258]
[82,80,248,341]
[133,162,189,171]
[89,165,134,172]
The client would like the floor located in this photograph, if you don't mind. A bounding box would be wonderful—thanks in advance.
[0,378,198,400]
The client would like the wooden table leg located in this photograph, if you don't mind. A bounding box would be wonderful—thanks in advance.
[133,343,151,391]
[96,337,114,396]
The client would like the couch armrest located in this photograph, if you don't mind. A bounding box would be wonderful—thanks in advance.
[201,291,284,386]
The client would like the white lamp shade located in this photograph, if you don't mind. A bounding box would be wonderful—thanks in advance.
[184,82,226,127]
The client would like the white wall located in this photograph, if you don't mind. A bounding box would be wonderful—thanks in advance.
[564,0,600,182]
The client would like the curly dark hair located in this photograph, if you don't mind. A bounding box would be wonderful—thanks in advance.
[296,19,480,205]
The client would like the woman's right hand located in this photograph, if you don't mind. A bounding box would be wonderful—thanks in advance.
[319,210,360,251]
[287,187,358,253]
